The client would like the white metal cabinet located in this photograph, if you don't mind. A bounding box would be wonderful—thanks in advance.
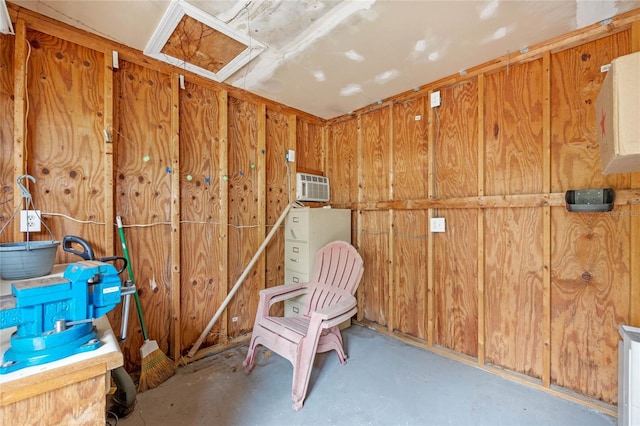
[619,325,640,426]
[283,207,351,318]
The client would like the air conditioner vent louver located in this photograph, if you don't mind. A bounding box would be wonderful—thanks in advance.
[296,173,330,202]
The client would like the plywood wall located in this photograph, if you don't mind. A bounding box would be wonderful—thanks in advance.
[24,30,106,259]
[178,81,223,352]
[327,16,640,408]
[0,12,327,370]
[114,61,173,366]
[0,34,14,244]
[2,4,640,412]
[326,119,358,205]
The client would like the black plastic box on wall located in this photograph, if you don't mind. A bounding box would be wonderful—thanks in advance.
[565,188,615,212]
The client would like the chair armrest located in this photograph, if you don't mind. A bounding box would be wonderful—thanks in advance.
[259,283,308,307]
[311,295,357,322]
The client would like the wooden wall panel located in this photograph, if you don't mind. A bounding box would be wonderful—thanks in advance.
[25,30,106,259]
[485,60,544,195]
[436,80,478,198]
[550,207,630,404]
[392,98,428,200]
[434,209,478,357]
[265,108,288,311]
[551,32,630,192]
[484,207,543,378]
[115,61,173,368]
[296,118,324,173]
[361,108,390,202]
[0,35,13,243]
[359,210,389,327]
[227,96,261,337]
[327,118,358,204]
[360,108,391,201]
[178,80,222,351]
[392,210,428,339]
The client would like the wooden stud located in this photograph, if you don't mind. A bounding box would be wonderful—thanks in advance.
[321,123,327,174]
[356,114,364,321]
[103,50,115,259]
[217,90,229,344]
[426,91,436,346]
[257,103,267,293]
[288,114,297,202]
[170,73,181,363]
[542,51,552,387]
[12,19,27,241]
[476,74,486,366]
[630,20,640,327]
[330,189,639,212]
[388,106,395,333]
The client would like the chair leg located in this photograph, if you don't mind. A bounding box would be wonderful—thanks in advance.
[317,326,348,364]
[243,334,260,374]
[290,329,322,411]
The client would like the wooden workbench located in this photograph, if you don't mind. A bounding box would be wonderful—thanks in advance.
[0,267,123,424]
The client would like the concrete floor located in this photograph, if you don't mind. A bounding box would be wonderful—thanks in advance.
[115,324,616,426]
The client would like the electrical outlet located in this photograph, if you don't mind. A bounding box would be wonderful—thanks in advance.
[430,217,445,233]
[430,90,441,108]
[286,149,296,162]
[20,210,41,232]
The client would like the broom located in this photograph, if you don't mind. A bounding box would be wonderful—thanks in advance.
[116,216,176,392]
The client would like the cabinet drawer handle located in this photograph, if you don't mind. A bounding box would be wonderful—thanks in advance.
[290,258,299,263]
[292,277,299,283]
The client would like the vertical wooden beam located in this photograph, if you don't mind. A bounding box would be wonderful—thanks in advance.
[12,19,27,241]
[217,90,229,344]
[356,114,364,321]
[542,50,552,387]
[630,21,640,327]
[427,92,436,346]
[632,21,640,53]
[256,103,267,292]
[170,73,181,363]
[388,105,395,333]
[321,123,327,175]
[103,50,114,257]
[288,114,297,203]
[476,74,486,366]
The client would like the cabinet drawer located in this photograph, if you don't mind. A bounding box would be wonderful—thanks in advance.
[284,295,307,317]
[285,269,310,285]
[284,241,310,273]
[285,210,309,242]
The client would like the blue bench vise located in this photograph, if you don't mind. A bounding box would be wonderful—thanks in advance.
[0,260,133,374]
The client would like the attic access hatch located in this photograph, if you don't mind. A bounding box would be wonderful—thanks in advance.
[144,0,266,83]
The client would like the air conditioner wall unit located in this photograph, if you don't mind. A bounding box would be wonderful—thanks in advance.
[296,172,330,202]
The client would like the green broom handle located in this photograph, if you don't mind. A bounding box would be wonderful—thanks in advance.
[116,216,149,341]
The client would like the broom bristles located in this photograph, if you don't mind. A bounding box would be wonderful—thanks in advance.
[138,340,176,392]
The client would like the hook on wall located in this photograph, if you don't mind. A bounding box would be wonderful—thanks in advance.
[17,174,36,199]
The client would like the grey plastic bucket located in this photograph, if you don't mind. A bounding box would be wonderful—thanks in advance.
[0,240,60,280]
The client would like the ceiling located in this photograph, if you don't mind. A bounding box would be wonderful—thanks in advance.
[7,0,640,119]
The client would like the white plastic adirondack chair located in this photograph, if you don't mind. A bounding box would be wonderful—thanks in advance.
[243,240,364,410]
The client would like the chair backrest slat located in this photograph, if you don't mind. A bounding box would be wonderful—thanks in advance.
[304,241,364,316]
